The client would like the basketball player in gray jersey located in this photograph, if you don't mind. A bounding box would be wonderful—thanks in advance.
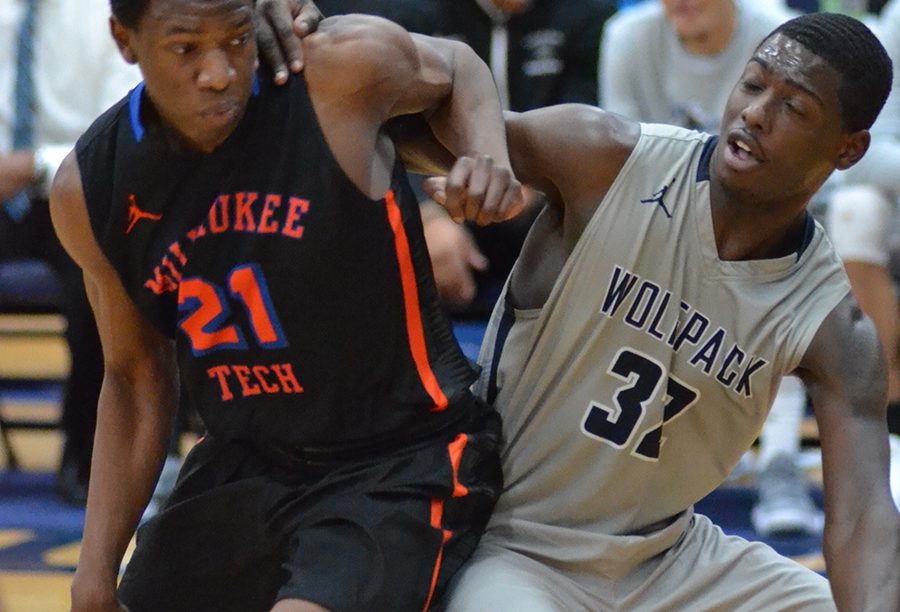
[411,13,898,612]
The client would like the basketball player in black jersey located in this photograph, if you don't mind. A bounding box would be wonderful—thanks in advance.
[50,1,524,611]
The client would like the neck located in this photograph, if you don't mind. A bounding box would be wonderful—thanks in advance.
[708,179,810,261]
[681,2,736,56]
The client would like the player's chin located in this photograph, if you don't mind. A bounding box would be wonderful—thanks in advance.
[199,100,243,130]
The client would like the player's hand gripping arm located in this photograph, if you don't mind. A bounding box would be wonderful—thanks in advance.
[301,15,525,224]
[797,296,900,611]
[401,32,524,225]
[50,154,178,612]
[254,0,323,83]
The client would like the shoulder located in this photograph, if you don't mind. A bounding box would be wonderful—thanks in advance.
[800,295,884,405]
[303,14,420,73]
[508,105,639,171]
[635,123,716,163]
[49,154,103,273]
[302,15,433,103]
[506,105,639,218]
[51,153,84,205]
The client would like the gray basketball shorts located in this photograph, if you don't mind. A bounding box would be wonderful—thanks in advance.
[445,513,835,611]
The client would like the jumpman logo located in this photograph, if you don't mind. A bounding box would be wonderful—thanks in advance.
[640,178,676,219]
[125,194,162,234]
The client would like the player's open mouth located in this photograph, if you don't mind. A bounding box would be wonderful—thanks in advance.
[723,131,763,171]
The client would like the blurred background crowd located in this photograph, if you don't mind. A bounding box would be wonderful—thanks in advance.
[1,0,899,570]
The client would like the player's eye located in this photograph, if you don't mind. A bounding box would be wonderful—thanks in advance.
[741,79,763,93]
[170,42,194,55]
[230,32,251,47]
[784,98,806,117]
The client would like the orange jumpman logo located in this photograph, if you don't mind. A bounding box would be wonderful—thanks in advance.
[125,194,162,234]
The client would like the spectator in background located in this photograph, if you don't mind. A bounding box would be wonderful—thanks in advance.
[0,0,139,505]
[317,0,619,314]
[828,0,900,445]
[320,0,617,112]
[601,0,831,539]
[601,0,790,131]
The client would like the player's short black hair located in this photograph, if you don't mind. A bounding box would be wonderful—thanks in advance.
[110,0,257,29]
[766,12,892,132]
[109,0,149,29]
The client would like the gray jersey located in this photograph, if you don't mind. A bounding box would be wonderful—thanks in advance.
[475,124,849,570]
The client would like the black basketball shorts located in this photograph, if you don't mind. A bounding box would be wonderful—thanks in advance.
[117,410,502,612]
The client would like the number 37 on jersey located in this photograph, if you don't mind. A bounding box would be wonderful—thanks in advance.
[581,347,700,461]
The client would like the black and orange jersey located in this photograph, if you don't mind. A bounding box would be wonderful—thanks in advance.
[75,71,481,450]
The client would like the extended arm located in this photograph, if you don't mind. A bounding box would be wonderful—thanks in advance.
[301,15,524,223]
[797,296,900,611]
[50,154,178,612]
[255,0,324,82]
[420,105,639,236]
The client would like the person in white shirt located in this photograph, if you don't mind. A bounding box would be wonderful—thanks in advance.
[600,0,791,132]
[0,0,140,202]
[0,0,140,504]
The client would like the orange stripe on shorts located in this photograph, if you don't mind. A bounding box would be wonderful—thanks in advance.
[421,433,471,610]
[384,189,449,411]
[422,499,453,611]
[447,433,470,498]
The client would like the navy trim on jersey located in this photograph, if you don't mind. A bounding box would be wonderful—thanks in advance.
[695,135,717,183]
[796,212,814,261]
[486,293,516,406]
[128,74,261,144]
[694,134,813,260]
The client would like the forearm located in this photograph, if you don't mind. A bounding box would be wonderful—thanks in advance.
[386,114,456,176]
[426,40,512,170]
[801,301,900,610]
[824,506,900,610]
[74,369,176,597]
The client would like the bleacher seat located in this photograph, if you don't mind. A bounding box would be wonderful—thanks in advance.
[0,258,64,469]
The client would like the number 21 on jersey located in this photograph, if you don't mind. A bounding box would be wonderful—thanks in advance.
[178,263,287,356]
[581,347,699,461]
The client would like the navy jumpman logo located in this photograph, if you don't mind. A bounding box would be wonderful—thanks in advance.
[640,178,676,218]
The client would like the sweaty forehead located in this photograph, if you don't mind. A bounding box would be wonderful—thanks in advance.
[750,33,840,99]
[753,34,833,80]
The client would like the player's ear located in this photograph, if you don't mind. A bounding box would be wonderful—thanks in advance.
[110,16,139,65]
[835,129,869,170]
